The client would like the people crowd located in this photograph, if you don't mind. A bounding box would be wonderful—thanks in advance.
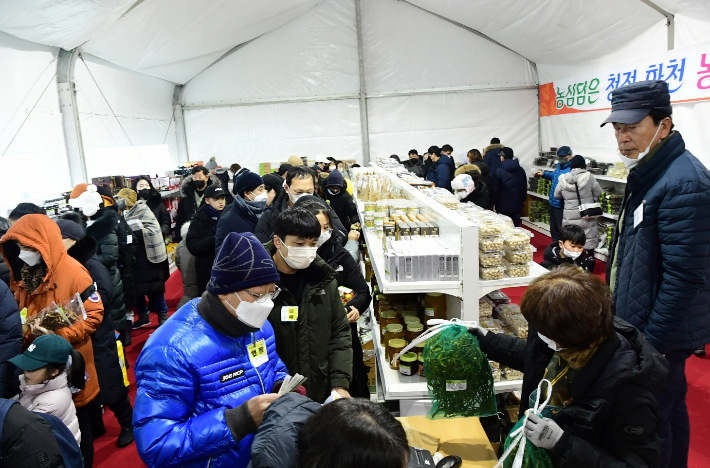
[0,79,707,468]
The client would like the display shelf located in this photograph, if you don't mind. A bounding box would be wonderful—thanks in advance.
[595,247,609,262]
[527,193,618,221]
[521,217,551,237]
[372,324,522,400]
[361,226,463,297]
[479,262,550,297]
[528,166,627,184]
[527,191,548,200]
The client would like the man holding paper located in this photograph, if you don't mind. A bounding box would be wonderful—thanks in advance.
[133,232,294,468]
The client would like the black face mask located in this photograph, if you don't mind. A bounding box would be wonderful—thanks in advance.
[138,189,151,200]
[194,180,206,189]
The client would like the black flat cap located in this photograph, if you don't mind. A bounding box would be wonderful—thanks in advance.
[601,80,672,127]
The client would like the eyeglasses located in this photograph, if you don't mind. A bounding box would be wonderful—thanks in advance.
[243,285,281,302]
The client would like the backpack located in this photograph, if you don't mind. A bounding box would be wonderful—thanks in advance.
[0,399,83,468]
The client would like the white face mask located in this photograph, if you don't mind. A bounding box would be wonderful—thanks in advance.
[618,122,663,169]
[18,250,42,266]
[563,247,582,260]
[288,191,312,205]
[455,190,468,200]
[224,292,274,329]
[538,332,566,351]
[317,229,332,248]
[279,242,318,269]
[329,165,336,171]
[250,191,268,203]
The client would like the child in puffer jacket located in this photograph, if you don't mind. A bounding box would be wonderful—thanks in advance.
[10,335,86,444]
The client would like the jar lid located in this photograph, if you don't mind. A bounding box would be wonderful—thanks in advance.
[380,310,396,318]
[400,352,417,363]
[418,352,424,360]
[414,341,426,349]
[407,323,424,332]
[376,294,387,300]
[388,338,406,348]
[426,292,443,297]
[385,323,404,333]
[403,316,421,324]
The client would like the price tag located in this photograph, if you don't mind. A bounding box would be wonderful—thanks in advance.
[126,234,133,245]
[247,339,268,368]
[424,307,435,317]
[281,306,298,322]
[446,380,467,392]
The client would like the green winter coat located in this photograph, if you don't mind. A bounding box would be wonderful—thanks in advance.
[86,209,126,327]
[264,241,352,403]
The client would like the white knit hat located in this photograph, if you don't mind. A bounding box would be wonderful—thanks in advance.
[69,184,104,217]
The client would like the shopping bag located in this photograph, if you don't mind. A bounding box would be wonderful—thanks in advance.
[494,380,554,468]
[393,319,497,419]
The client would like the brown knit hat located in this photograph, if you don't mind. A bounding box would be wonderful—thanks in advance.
[287,155,304,166]
[116,188,137,208]
[70,183,89,200]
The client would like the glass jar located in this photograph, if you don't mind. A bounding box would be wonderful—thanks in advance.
[364,202,376,213]
[384,324,405,360]
[405,323,424,343]
[379,310,398,345]
[400,309,418,321]
[388,339,406,370]
[423,292,446,320]
[403,316,422,328]
[365,214,375,231]
[399,352,419,376]
[418,352,425,377]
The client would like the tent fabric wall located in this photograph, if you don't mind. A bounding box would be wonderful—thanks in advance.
[184,99,362,171]
[183,0,359,106]
[74,54,179,178]
[368,89,539,163]
[0,31,69,215]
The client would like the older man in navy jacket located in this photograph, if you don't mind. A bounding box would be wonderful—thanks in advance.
[604,80,710,468]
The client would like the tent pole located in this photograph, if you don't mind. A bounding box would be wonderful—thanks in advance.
[355,0,370,165]
[57,48,88,186]
[637,0,674,50]
[173,84,189,164]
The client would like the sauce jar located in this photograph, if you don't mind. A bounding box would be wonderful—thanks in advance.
[403,316,421,328]
[384,324,405,360]
[424,292,447,321]
[399,352,418,376]
[388,339,406,370]
[379,310,397,345]
[400,310,419,321]
[418,352,425,377]
[405,323,424,343]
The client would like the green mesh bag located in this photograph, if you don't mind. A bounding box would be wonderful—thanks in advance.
[498,419,554,468]
[423,325,497,419]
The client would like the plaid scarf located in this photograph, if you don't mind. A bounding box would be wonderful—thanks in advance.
[124,201,168,264]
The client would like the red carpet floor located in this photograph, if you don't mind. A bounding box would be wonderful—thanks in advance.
[94,233,710,468]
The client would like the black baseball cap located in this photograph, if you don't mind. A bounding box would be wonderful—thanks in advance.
[204,185,226,199]
[601,80,672,127]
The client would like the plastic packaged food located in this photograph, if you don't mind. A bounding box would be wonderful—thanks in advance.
[364,202,376,212]
[492,368,502,383]
[503,313,529,338]
[494,303,521,318]
[486,290,510,305]
[480,264,504,280]
[477,215,502,237]
[504,260,530,278]
[504,245,534,264]
[502,367,524,381]
[479,250,504,266]
[488,360,500,369]
[479,297,493,317]
[479,236,504,252]
[503,227,531,250]
[480,319,504,334]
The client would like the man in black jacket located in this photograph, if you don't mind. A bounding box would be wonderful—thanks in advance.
[186,185,227,295]
[322,170,358,231]
[175,165,221,241]
[402,149,425,178]
[0,400,67,468]
[491,147,527,226]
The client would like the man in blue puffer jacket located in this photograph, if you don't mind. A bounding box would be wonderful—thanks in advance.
[134,232,290,468]
[425,146,453,191]
[536,146,572,242]
[603,80,710,468]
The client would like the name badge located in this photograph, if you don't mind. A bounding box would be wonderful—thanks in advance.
[633,202,645,229]
[126,234,133,244]
[281,306,298,322]
[247,339,268,367]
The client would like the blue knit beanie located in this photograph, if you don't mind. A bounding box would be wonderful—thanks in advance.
[234,171,264,197]
[208,232,280,295]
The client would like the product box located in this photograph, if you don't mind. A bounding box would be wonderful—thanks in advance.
[410,223,421,238]
[91,176,114,194]
[430,222,440,237]
[384,251,396,283]
[259,163,272,176]
[397,222,411,241]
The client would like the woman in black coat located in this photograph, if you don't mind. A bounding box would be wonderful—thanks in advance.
[297,198,372,398]
[471,267,668,468]
[56,220,135,449]
[132,177,171,238]
[186,186,227,295]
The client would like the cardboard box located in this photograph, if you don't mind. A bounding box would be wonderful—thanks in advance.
[397,416,498,468]
[259,162,272,176]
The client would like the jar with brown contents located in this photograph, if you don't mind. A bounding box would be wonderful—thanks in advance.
[423,292,446,320]
[399,352,418,376]
[418,352,425,377]
[384,324,405,360]
[405,323,424,343]
[379,310,398,345]
[388,339,406,370]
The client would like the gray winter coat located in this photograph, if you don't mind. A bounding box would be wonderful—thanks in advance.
[175,238,198,309]
[554,169,602,250]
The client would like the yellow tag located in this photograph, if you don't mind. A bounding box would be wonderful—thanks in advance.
[281,306,298,322]
[20,308,28,325]
[247,339,268,367]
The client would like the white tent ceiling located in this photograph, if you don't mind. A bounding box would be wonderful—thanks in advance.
[1,0,709,85]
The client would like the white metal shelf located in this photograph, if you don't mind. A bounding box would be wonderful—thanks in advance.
[479,262,550,297]
[528,165,627,184]
[527,191,548,200]
[372,324,522,400]
[521,217,551,237]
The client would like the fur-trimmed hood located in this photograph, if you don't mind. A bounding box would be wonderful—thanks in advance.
[483,143,505,155]
[179,174,222,198]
